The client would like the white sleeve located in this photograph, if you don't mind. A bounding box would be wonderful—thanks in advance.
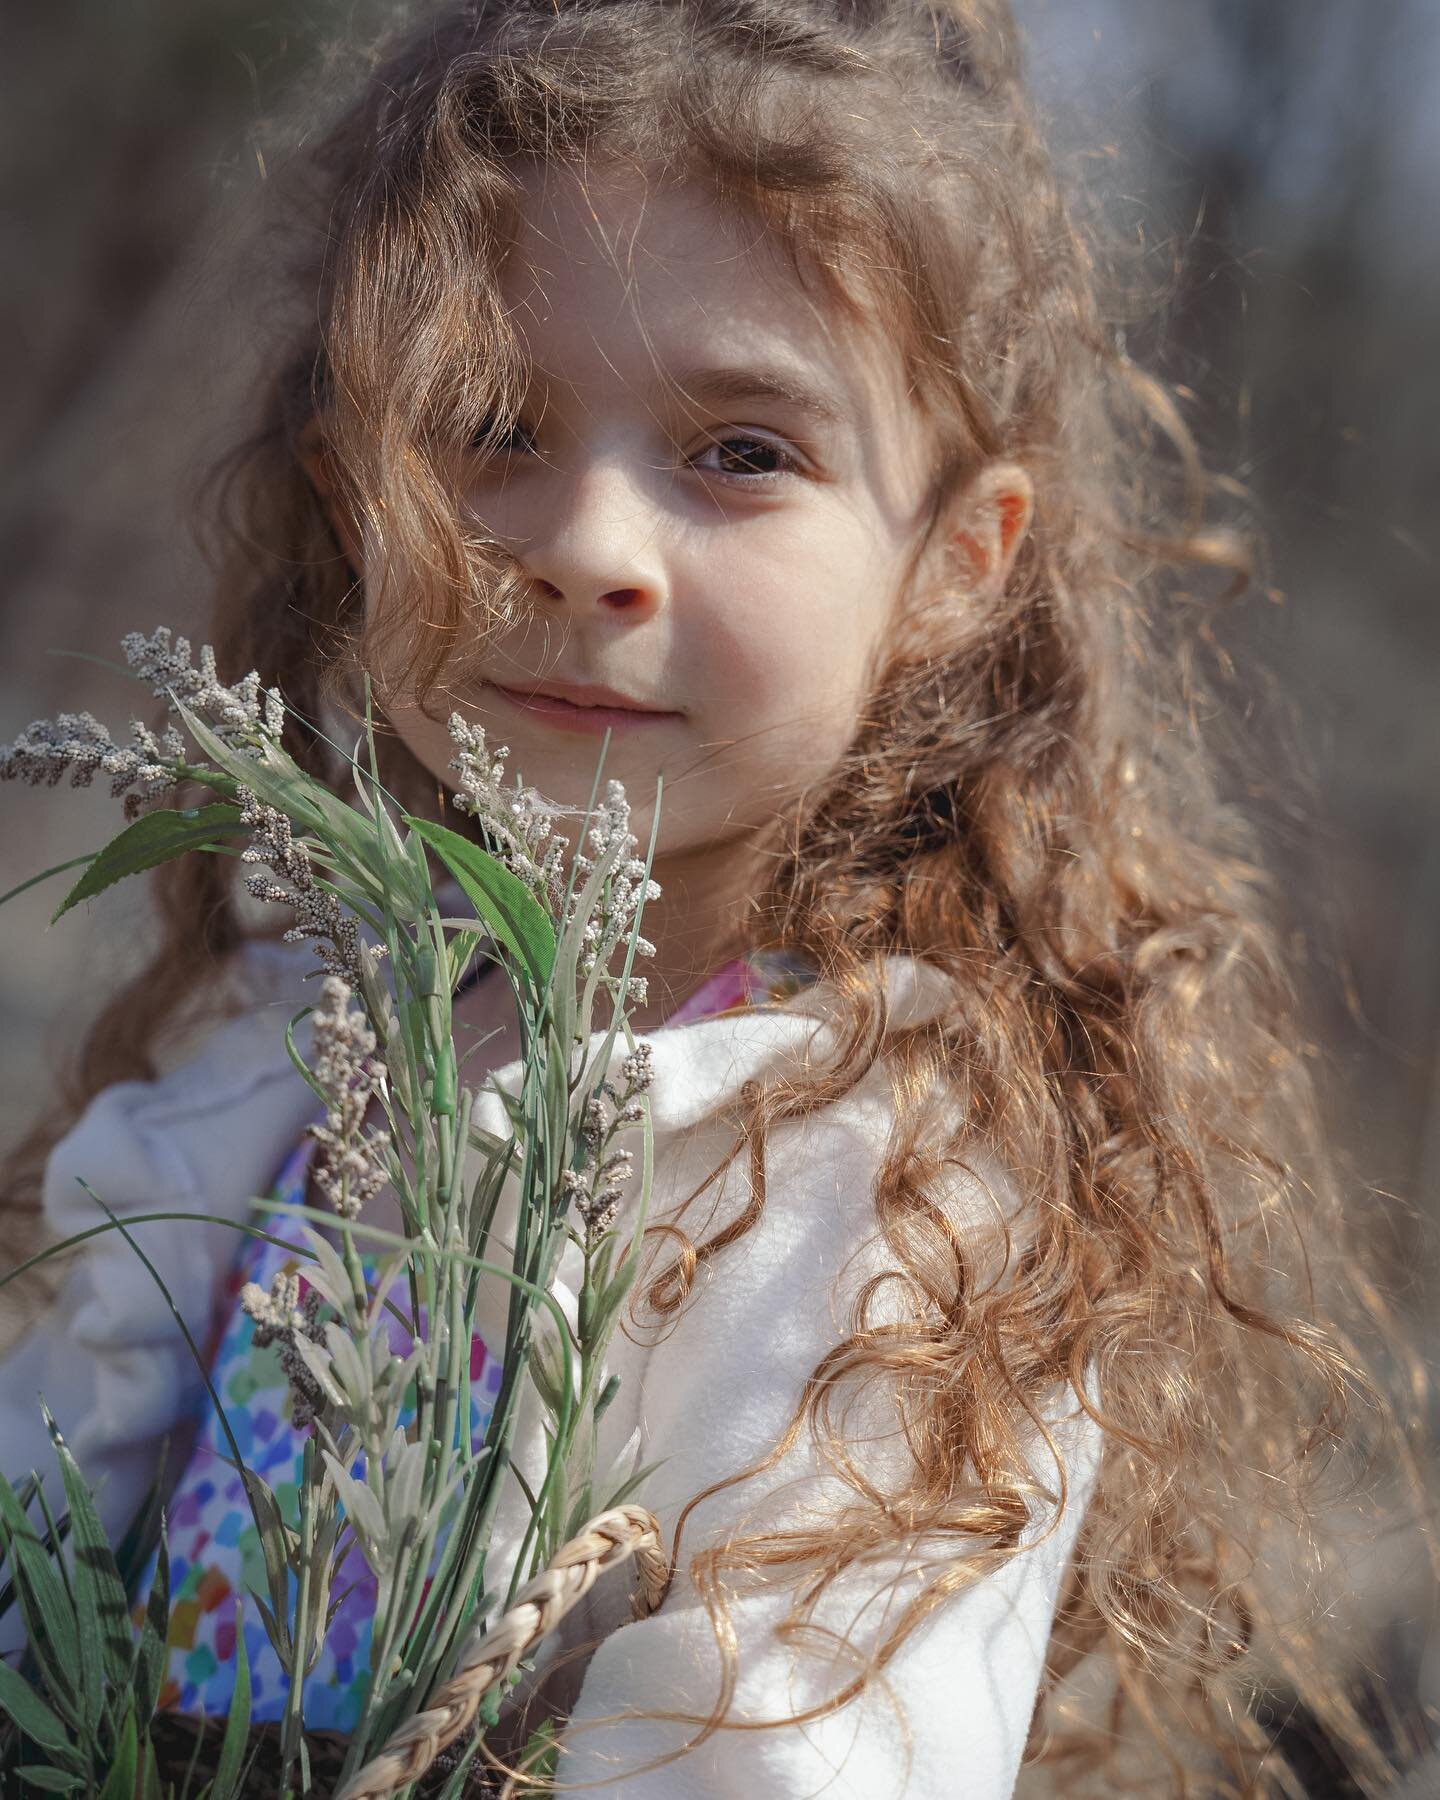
[0,991,322,1658]
[555,1099,1102,1799]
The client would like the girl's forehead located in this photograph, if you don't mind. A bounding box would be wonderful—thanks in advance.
[499,163,921,438]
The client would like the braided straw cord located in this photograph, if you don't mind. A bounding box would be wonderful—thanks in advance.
[335,1504,671,1800]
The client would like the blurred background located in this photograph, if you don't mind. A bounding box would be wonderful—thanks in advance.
[1,1,1437,1789]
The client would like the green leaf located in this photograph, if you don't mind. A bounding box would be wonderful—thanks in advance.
[519,1715,560,1783]
[407,817,556,993]
[228,1468,293,1650]
[525,1321,566,1422]
[138,1734,165,1800]
[173,709,308,822]
[596,1456,668,1515]
[587,1249,644,1347]
[0,1472,81,1726]
[247,1589,289,1669]
[30,1482,72,1608]
[178,707,414,913]
[44,1405,134,1699]
[51,805,243,922]
[13,1768,84,1793]
[175,1702,208,1800]
[0,1660,76,1761]
[176,764,240,801]
[113,1442,170,1597]
[209,1601,250,1799]
[131,1527,170,1729]
[283,1004,329,1108]
[97,1707,139,1800]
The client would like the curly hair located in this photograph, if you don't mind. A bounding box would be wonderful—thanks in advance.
[4,0,1430,1792]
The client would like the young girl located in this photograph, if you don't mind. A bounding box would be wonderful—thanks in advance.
[0,0,1423,1793]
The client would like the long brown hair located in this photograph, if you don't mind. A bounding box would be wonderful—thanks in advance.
[5,1,1429,1791]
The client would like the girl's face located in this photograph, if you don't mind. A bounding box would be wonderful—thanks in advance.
[342,165,1028,949]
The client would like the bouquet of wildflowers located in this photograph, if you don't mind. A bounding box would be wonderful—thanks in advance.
[0,631,671,1797]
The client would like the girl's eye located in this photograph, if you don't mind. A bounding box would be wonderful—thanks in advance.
[693,434,802,483]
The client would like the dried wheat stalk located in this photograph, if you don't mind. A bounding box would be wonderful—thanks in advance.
[335,1504,671,1800]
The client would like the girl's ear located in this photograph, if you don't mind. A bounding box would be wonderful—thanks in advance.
[298,416,365,580]
[945,460,1034,600]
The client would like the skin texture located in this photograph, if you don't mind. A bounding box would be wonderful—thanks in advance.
[310,165,1032,1028]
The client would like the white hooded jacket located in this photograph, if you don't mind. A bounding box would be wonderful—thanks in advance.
[0,936,1100,1797]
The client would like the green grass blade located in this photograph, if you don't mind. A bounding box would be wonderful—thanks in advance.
[69,1185,276,1557]
[51,805,243,923]
[177,765,240,801]
[1,1210,317,1305]
[43,1404,134,1697]
[0,1661,78,1764]
[131,1525,170,1729]
[209,1600,251,1799]
[12,1767,84,1792]
[97,1706,139,1800]
[44,647,133,678]
[138,1733,165,1800]
[177,1700,209,1800]
[177,707,409,911]
[29,1483,72,1608]
[112,1442,170,1598]
[0,1472,82,1726]
[284,1005,328,1106]
[0,855,97,912]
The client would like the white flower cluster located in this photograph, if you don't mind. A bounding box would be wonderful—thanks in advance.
[562,1040,654,1240]
[0,711,186,821]
[306,975,392,1221]
[446,713,572,913]
[241,1269,329,1431]
[238,785,372,984]
[570,782,661,992]
[121,626,285,744]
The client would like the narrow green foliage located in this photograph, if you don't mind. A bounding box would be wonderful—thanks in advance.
[0,1474,82,1728]
[45,1405,133,1696]
[137,1738,164,1800]
[518,1715,560,1789]
[0,1661,76,1761]
[0,853,98,912]
[407,817,557,993]
[96,1709,139,1800]
[4,638,668,1792]
[112,1446,170,1598]
[12,1766,85,1793]
[209,1604,251,1799]
[51,805,243,922]
[130,1528,170,1730]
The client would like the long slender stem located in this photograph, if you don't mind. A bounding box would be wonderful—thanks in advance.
[280,1439,319,1786]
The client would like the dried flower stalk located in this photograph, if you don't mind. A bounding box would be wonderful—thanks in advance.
[0,625,285,820]
[307,975,393,1221]
[239,785,377,985]
[563,1041,653,1242]
[241,1270,330,1432]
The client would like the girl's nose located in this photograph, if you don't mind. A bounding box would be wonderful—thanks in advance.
[528,575,649,612]
[513,463,666,620]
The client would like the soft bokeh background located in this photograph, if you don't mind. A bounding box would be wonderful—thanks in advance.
[2,0,1437,1786]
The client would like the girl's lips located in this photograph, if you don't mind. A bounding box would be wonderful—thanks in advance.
[486,682,681,734]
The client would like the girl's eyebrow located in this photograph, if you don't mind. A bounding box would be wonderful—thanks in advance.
[665,362,858,430]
